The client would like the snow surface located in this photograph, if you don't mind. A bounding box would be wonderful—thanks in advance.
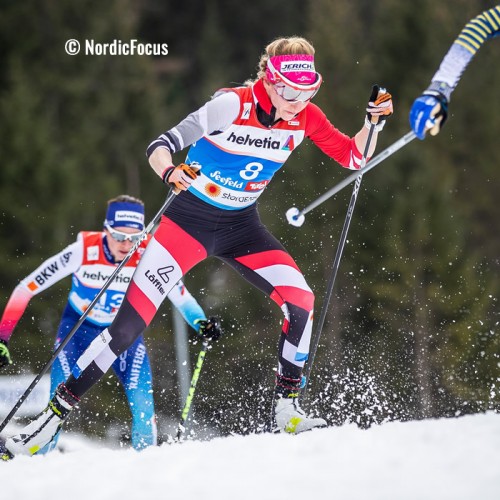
[1,412,500,500]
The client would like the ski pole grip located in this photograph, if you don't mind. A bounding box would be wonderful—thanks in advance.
[370,85,391,124]
[167,163,201,195]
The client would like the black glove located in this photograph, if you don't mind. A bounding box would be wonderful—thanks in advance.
[365,84,393,132]
[194,316,223,343]
[0,339,12,369]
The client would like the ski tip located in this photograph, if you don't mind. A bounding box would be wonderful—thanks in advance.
[0,436,14,462]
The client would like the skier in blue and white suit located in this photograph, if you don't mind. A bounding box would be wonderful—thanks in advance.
[0,195,221,451]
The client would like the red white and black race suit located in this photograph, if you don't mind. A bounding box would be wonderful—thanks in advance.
[65,79,364,397]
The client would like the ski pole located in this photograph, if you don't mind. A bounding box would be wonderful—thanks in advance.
[286,130,416,226]
[176,340,209,441]
[0,189,178,434]
[301,119,378,401]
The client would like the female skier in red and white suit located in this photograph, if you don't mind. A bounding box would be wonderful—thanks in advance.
[4,36,393,457]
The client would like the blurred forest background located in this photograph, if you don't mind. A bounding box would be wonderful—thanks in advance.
[0,0,498,442]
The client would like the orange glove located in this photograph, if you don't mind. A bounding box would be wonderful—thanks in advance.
[162,163,200,193]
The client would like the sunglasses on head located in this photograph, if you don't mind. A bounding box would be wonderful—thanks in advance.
[105,224,143,243]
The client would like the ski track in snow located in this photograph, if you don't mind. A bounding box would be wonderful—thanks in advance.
[1,412,500,500]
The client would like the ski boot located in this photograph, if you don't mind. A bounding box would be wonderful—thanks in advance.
[4,382,79,458]
[0,436,13,461]
[273,374,327,434]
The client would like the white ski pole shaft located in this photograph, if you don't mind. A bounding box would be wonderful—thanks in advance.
[290,131,416,223]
